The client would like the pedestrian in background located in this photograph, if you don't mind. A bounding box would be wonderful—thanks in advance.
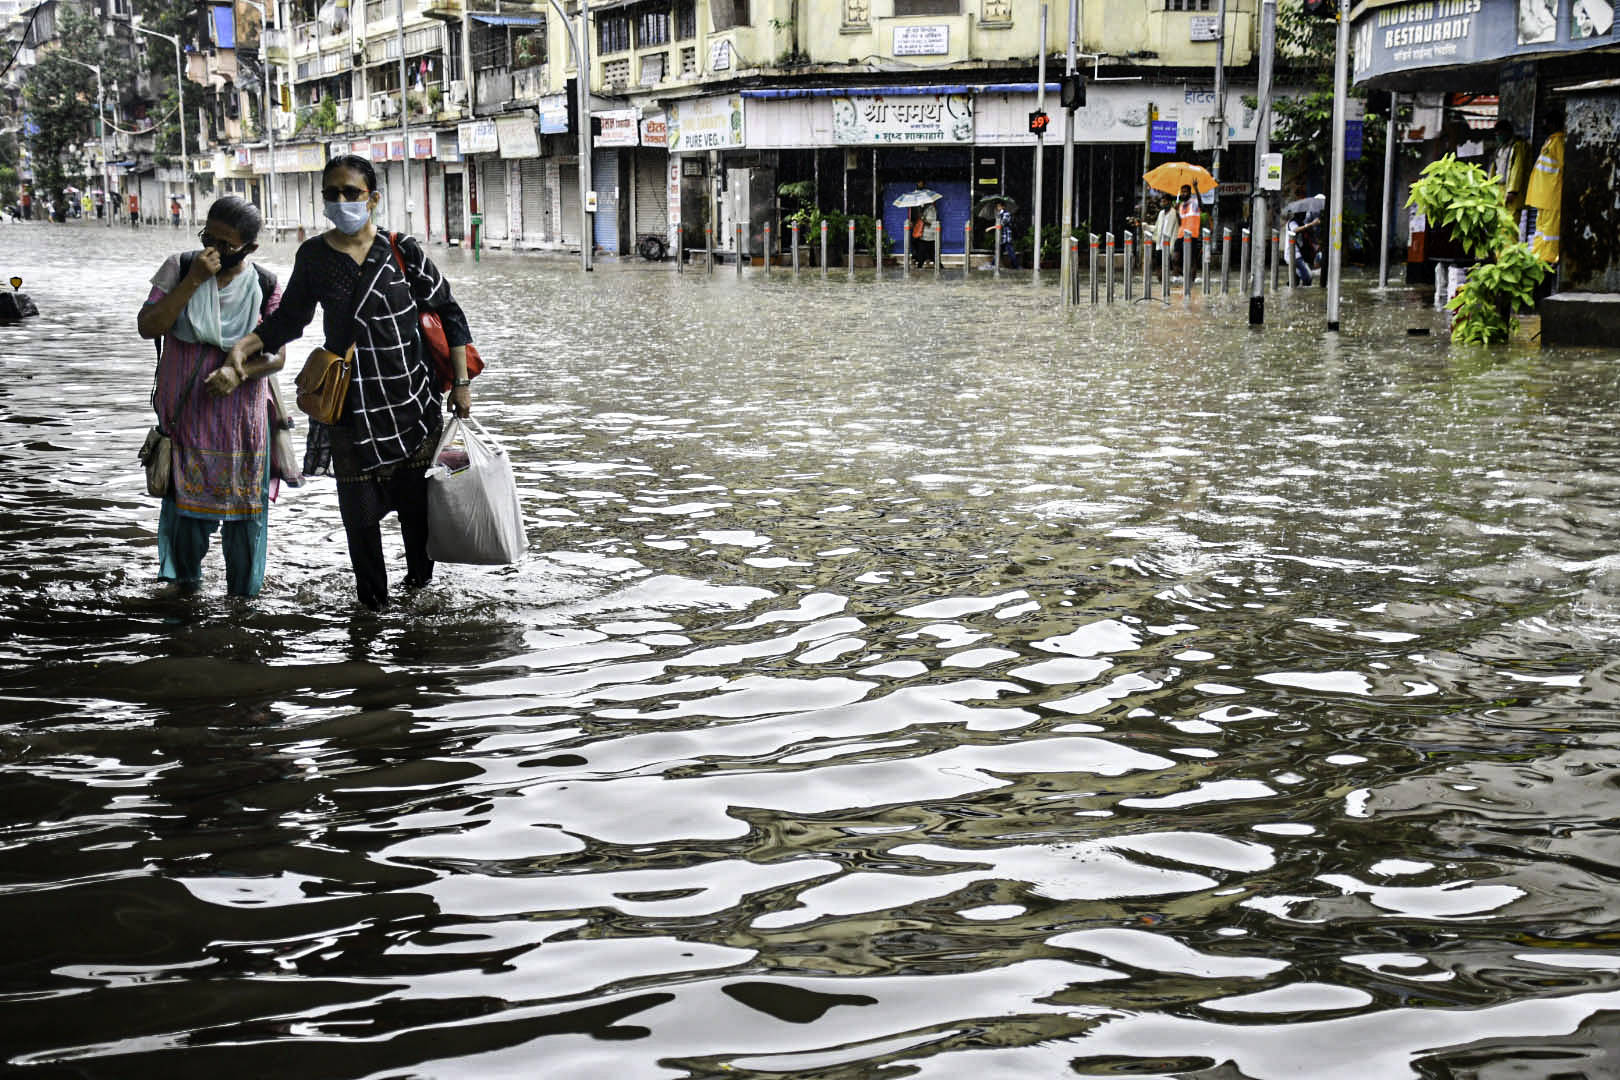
[1153,195,1177,286]
[225,153,475,611]
[136,195,284,598]
[1176,184,1201,283]
[997,201,1020,269]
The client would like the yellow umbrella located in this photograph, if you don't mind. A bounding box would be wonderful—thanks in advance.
[1143,161,1217,196]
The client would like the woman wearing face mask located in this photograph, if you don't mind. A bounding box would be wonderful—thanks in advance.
[137,195,285,598]
[225,154,475,610]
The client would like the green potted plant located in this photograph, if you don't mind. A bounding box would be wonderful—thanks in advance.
[1406,153,1548,345]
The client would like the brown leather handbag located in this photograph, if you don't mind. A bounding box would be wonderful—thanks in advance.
[294,343,353,425]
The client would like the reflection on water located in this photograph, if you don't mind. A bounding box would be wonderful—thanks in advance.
[4,223,1620,1078]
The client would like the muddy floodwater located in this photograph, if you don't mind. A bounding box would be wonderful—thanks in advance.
[4,222,1620,1079]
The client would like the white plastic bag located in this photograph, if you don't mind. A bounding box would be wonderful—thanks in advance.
[425,417,526,565]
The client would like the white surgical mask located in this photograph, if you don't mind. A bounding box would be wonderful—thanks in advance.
[325,200,371,235]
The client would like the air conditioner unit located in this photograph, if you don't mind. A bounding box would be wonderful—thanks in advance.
[448,79,467,105]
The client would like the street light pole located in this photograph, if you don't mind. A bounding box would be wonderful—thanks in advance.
[240,0,275,229]
[397,0,410,235]
[1248,0,1276,326]
[132,23,191,226]
[1057,0,1078,305]
[544,0,592,270]
[1032,3,1046,278]
[1325,2,1350,331]
[61,56,112,229]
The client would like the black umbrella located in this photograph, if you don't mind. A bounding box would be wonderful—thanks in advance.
[974,194,1018,220]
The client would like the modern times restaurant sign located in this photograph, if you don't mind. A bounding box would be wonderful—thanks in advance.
[1353,0,1618,84]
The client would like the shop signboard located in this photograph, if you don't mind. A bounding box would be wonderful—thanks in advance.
[1345,119,1363,161]
[436,131,462,162]
[1353,0,1618,85]
[831,94,973,144]
[368,138,390,162]
[388,137,406,162]
[296,144,325,171]
[641,112,668,148]
[496,114,540,158]
[538,93,570,134]
[595,109,640,148]
[1189,14,1219,40]
[1149,119,1178,153]
[458,119,499,155]
[667,96,744,152]
[327,140,351,158]
[892,25,949,56]
[411,133,435,160]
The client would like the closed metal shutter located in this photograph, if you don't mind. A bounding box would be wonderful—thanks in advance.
[633,150,667,247]
[559,164,582,247]
[591,148,618,254]
[480,157,508,241]
[519,158,547,242]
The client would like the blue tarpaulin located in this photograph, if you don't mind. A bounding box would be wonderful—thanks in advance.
[211,4,235,49]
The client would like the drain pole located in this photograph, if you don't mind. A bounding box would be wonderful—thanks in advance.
[1248,0,1277,327]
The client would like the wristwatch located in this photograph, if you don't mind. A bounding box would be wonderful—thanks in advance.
[452,378,471,387]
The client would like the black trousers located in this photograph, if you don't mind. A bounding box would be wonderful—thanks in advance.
[337,465,433,610]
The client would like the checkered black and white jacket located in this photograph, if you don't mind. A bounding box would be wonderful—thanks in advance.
[258,231,472,474]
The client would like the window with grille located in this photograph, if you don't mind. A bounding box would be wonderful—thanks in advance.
[1165,0,1212,9]
[598,12,629,52]
[513,24,546,67]
[675,0,696,39]
[894,0,956,13]
[603,56,630,83]
[637,8,669,45]
[680,44,697,74]
[710,0,748,30]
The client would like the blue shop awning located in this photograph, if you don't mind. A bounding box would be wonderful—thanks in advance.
[740,83,1058,99]
[468,13,545,26]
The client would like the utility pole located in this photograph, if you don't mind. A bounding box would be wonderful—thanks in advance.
[240,0,275,228]
[1378,93,1398,289]
[1057,0,1078,305]
[133,22,191,226]
[1325,0,1350,330]
[397,0,410,235]
[1248,0,1276,326]
[1210,0,1228,245]
[579,0,593,269]
[1033,3,1046,278]
[62,56,112,229]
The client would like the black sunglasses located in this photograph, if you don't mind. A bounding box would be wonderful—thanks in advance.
[322,185,370,202]
[198,228,249,254]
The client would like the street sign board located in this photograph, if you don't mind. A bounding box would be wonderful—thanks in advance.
[1149,120,1178,154]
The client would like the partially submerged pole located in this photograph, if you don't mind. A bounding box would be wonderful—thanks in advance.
[1326,0,1350,329]
[1249,0,1277,326]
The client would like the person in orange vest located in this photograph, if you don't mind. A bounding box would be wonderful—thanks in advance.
[1176,184,1202,283]
[128,193,140,228]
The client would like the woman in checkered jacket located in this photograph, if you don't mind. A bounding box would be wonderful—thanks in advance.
[227,155,475,610]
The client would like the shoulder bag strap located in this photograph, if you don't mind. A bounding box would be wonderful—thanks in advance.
[151,251,211,433]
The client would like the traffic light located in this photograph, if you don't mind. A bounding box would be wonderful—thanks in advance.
[1028,109,1050,134]
[1302,0,1337,16]
[1059,73,1086,110]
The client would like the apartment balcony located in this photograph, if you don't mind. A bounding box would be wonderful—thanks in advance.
[263,26,290,64]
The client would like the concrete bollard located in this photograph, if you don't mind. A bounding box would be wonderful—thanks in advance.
[820,220,828,279]
[1283,228,1295,289]
[1068,236,1080,304]
[1271,232,1281,292]
[1105,232,1116,303]
[792,223,800,274]
[1124,230,1134,301]
[1220,227,1232,295]
[764,224,772,275]
[705,226,714,276]
[993,224,1002,276]
[1142,229,1154,301]
[1201,228,1212,296]
[848,220,856,280]
[875,221,884,278]
[1161,239,1172,305]
[903,228,911,277]
[961,220,971,280]
[1240,228,1251,295]
[1182,236,1193,300]
[1089,233,1100,304]
[736,223,744,277]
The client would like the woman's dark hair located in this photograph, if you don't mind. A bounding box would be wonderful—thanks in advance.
[205,194,263,244]
[324,154,377,193]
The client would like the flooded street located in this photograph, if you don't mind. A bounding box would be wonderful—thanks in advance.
[5,221,1620,1078]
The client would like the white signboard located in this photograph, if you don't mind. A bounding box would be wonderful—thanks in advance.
[831,94,973,144]
[709,38,732,71]
[1260,152,1283,190]
[458,119,499,155]
[496,114,540,158]
[595,109,641,147]
[893,24,949,56]
[1189,14,1219,41]
[667,96,745,152]
[641,112,668,148]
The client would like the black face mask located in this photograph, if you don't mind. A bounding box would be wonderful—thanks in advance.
[217,248,250,271]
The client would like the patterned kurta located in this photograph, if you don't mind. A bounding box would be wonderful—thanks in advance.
[146,278,284,519]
